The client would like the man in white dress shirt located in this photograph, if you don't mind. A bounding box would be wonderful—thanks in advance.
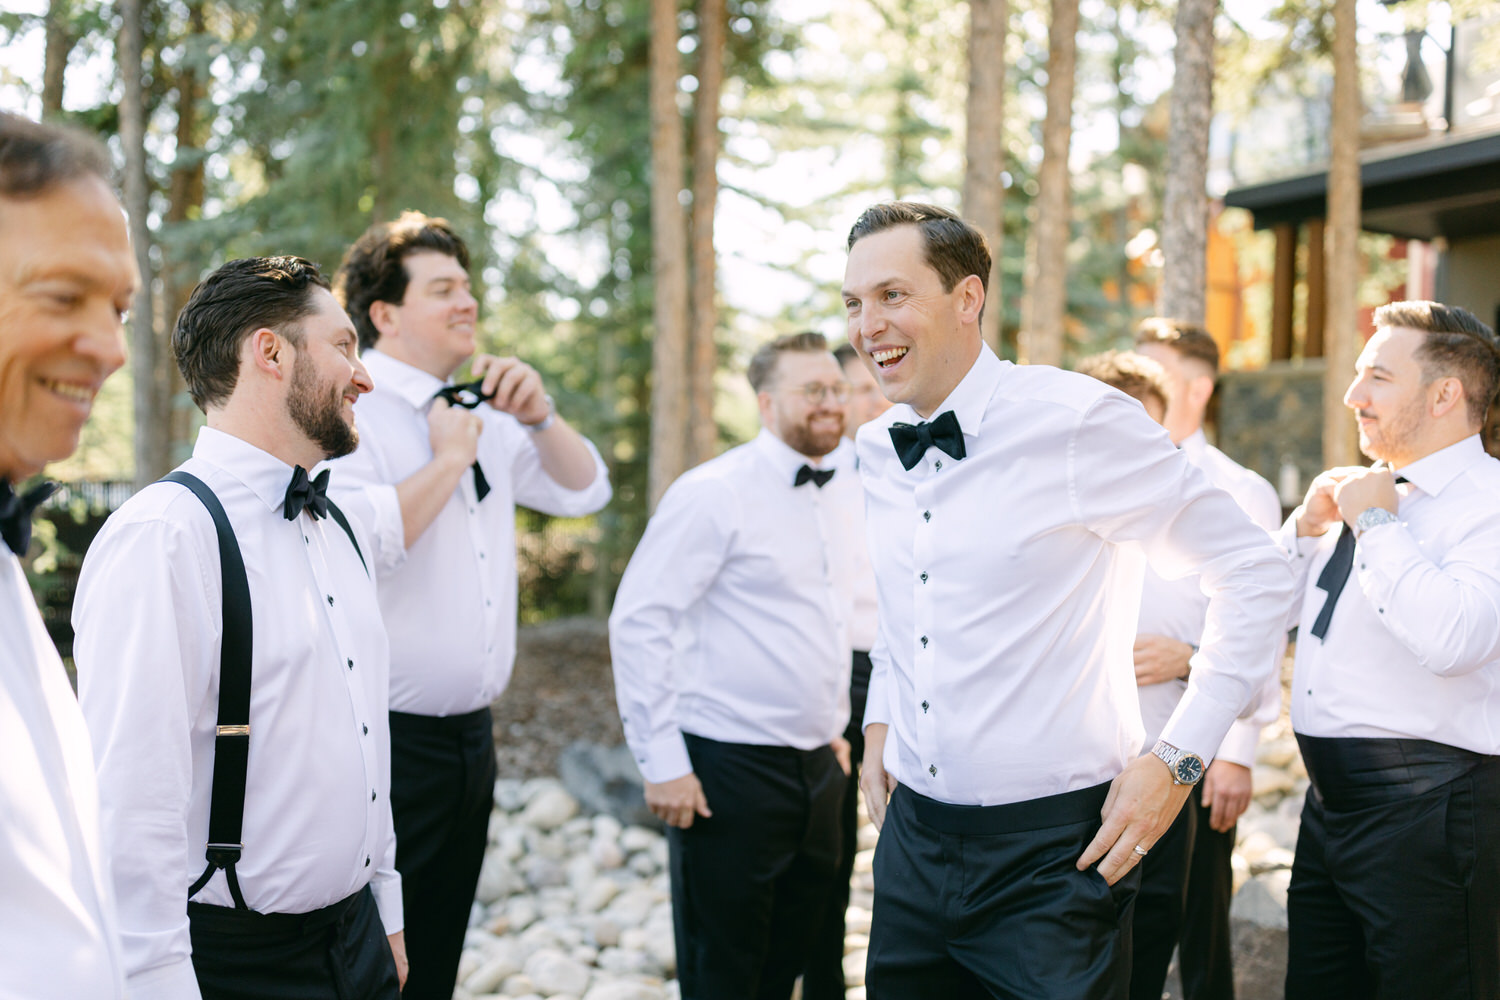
[804,340,890,1000]
[611,332,864,1000]
[1280,301,1500,999]
[841,202,1293,998]
[0,111,134,1000]
[326,212,611,1000]
[1083,333,1284,1000]
[74,256,405,1000]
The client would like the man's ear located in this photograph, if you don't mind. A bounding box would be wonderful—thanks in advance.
[1187,373,1216,412]
[1430,375,1466,421]
[369,299,400,340]
[248,328,288,380]
[955,274,985,325]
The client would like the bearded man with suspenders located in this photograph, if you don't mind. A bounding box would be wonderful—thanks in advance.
[74,257,406,1000]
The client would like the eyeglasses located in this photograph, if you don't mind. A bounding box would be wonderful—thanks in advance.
[782,381,852,404]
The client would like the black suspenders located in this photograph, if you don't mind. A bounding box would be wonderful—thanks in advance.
[162,470,366,910]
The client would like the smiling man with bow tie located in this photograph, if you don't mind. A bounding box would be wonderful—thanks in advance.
[74,256,406,1000]
[840,202,1294,1000]
[610,332,867,1000]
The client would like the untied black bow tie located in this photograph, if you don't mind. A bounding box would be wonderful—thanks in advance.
[0,479,57,556]
[888,410,966,471]
[283,465,330,521]
[433,381,492,502]
[794,464,835,489]
[1309,475,1407,641]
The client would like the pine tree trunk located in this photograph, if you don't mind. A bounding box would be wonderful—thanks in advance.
[1019,0,1078,368]
[1159,0,1219,324]
[119,0,167,488]
[1324,0,1361,467]
[963,0,1007,354]
[687,0,726,467]
[648,0,691,510]
[42,0,75,118]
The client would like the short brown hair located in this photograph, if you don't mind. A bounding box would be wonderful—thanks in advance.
[747,332,830,393]
[0,112,111,199]
[334,211,471,351]
[1375,300,1500,427]
[1135,318,1220,375]
[847,202,992,299]
[174,257,330,410]
[1075,350,1169,415]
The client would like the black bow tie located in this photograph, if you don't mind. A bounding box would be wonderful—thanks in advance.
[889,410,966,471]
[794,464,835,489]
[1309,475,1407,641]
[432,382,493,502]
[0,479,56,556]
[283,465,330,521]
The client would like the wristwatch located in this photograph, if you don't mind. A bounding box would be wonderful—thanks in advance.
[522,394,557,432]
[1354,506,1398,538]
[1151,740,1205,786]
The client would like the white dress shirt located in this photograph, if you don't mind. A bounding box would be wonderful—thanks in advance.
[858,346,1294,807]
[0,548,125,1000]
[1281,434,1500,752]
[326,349,612,717]
[610,429,864,784]
[1136,429,1285,768]
[74,428,401,1000]
[832,438,880,653]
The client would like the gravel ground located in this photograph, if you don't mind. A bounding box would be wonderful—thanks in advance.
[493,617,620,779]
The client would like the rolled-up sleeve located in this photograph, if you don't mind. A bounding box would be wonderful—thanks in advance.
[507,420,612,518]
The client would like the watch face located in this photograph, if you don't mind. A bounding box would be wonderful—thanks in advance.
[1175,755,1204,785]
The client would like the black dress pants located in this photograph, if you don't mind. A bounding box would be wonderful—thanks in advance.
[1285,735,1500,1000]
[189,885,399,1000]
[805,649,874,1000]
[867,781,1139,1000]
[1129,781,1236,1000]
[389,706,497,1000]
[669,733,845,1000]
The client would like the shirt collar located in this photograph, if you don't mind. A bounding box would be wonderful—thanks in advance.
[192,426,301,515]
[361,348,449,410]
[1394,433,1488,497]
[886,343,1005,442]
[754,427,833,486]
[1180,427,1209,458]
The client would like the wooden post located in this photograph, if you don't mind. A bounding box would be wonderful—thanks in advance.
[1270,222,1295,362]
[1305,217,1326,358]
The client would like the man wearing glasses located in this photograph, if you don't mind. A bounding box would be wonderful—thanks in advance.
[610,332,865,1000]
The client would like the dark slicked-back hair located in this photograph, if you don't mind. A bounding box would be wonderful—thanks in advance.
[174,256,330,411]
[747,331,830,393]
[1375,300,1500,427]
[335,211,471,351]
[846,202,992,297]
[1136,317,1220,375]
[0,112,111,200]
[1075,350,1170,416]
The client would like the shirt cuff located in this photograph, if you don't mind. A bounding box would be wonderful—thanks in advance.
[370,872,404,934]
[1158,684,1237,766]
[128,956,204,1000]
[1214,719,1262,769]
[861,668,891,730]
[1352,519,1408,608]
[1277,510,1323,561]
[366,483,408,573]
[632,732,693,785]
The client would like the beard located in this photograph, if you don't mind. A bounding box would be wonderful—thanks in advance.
[1357,392,1425,463]
[781,412,845,458]
[288,353,359,460]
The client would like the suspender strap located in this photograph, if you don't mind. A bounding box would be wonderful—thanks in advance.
[162,471,253,911]
[324,499,368,576]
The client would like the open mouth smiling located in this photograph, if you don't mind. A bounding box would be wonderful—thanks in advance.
[872,347,908,369]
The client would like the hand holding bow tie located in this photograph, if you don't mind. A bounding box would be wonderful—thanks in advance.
[467,354,553,426]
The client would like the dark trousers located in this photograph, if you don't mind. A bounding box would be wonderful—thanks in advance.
[389,706,497,1000]
[1130,782,1235,1000]
[867,781,1140,1000]
[188,885,399,1000]
[669,733,845,1000]
[805,650,874,1000]
[1285,734,1500,1000]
